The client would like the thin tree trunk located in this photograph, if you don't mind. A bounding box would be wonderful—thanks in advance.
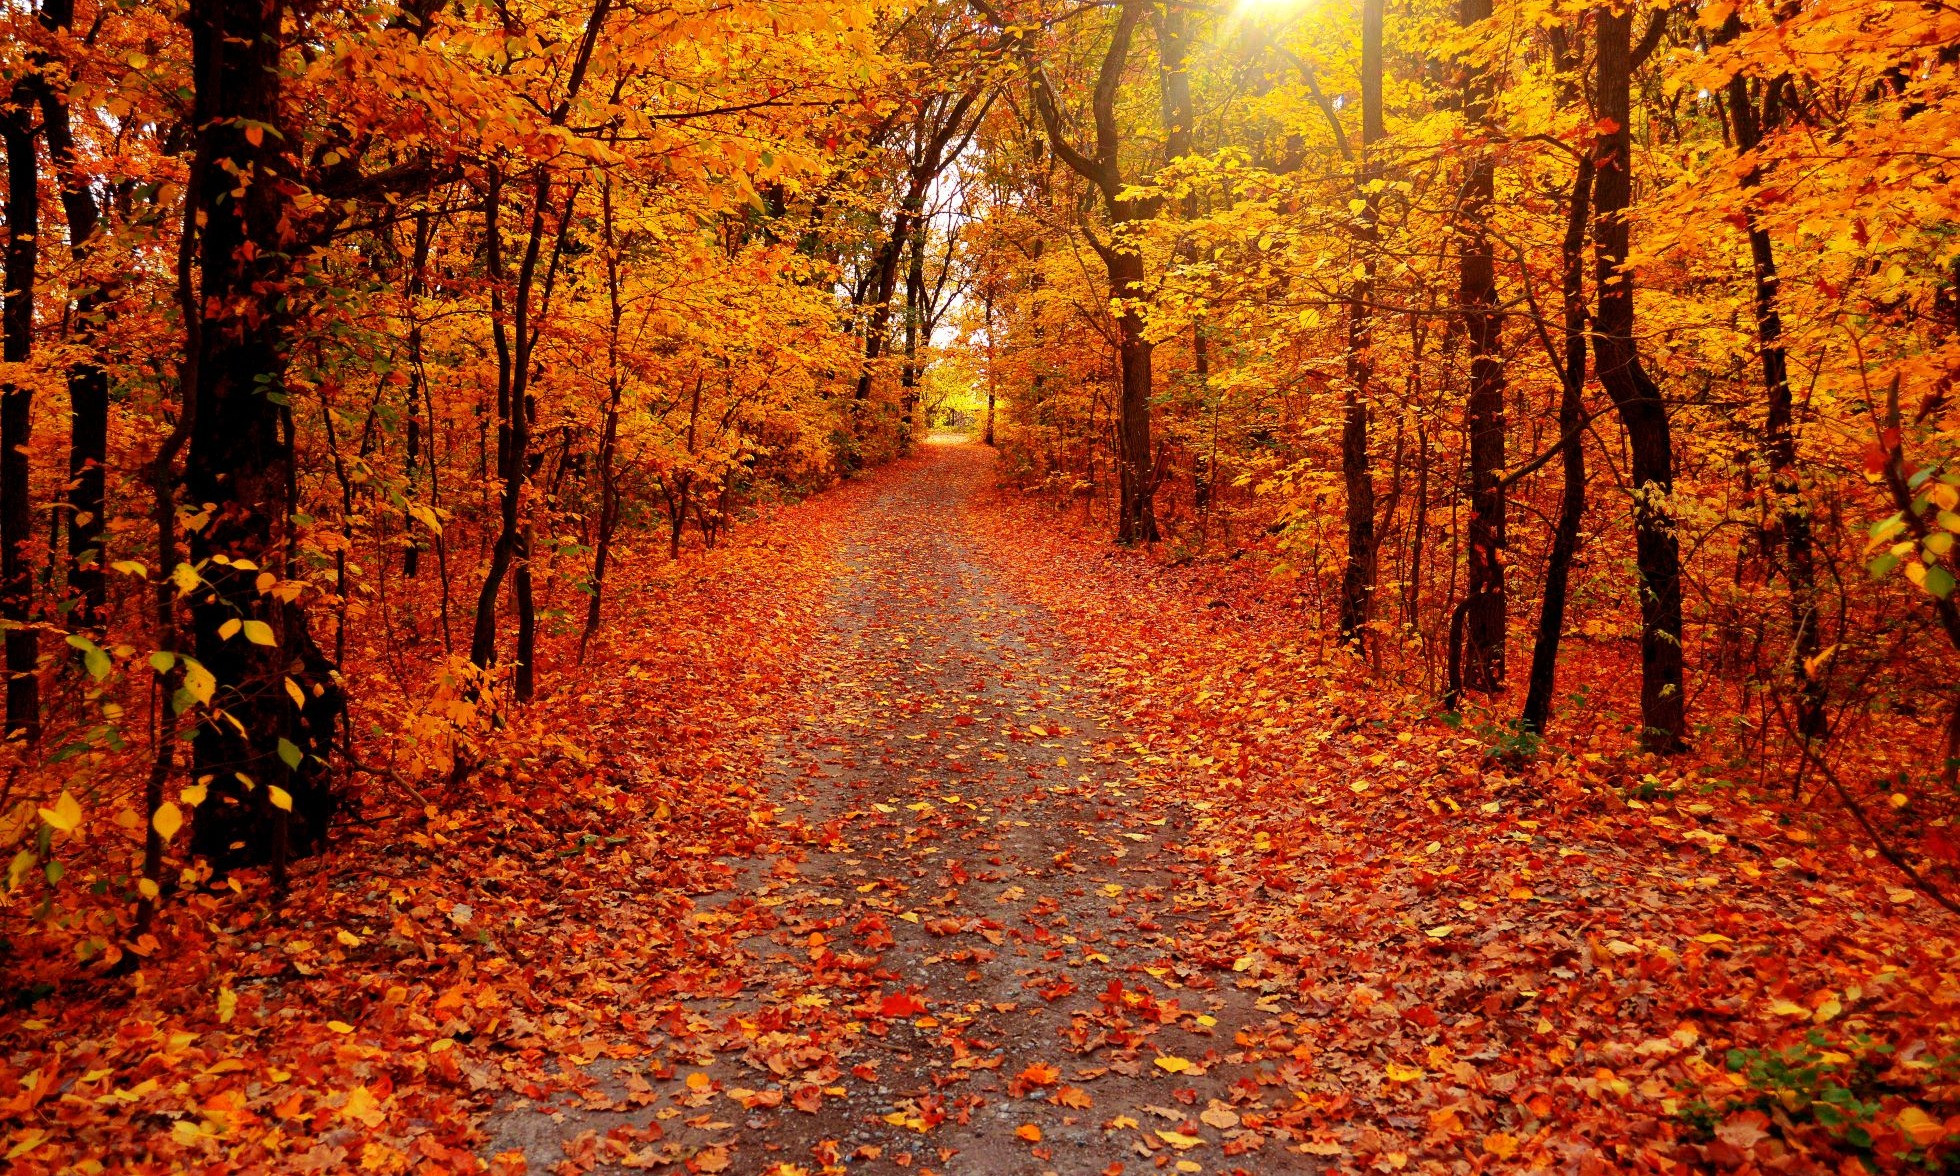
[1338,0,1384,644]
[1721,35,1824,741]
[581,179,626,657]
[1111,246,1158,544]
[468,0,611,698]
[982,288,997,446]
[1592,8,1686,752]
[899,213,926,444]
[33,2,110,637]
[1521,149,1594,734]
[402,211,432,578]
[1459,0,1507,692]
[1009,0,1159,543]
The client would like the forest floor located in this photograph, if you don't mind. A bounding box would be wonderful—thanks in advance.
[476,438,1958,1175]
[4,439,1957,1174]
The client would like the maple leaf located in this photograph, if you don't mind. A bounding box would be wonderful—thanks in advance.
[1017,1062,1061,1087]
[878,992,927,1018]
[1714,1112,1770,1149]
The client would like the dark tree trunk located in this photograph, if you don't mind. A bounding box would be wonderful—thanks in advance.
[1110,247,1158,544]
[581,180,626,657]
[899,214,925,441]
[1721,34,1824,741]
[1459,0,1507,692]
[33,0,110,637]
[2,85,41,742]
[854,205,911,408]
[1160,5,1212,525]
[982,289,997,447]
[1012,0,1158,543]
[469,0,610,700]
[1592,9,1686,753]
[1520,151,1593,734]
[401,211,432,579]
[469,165,521,677]
[183,0,343,872]
[1338,0,1384,644]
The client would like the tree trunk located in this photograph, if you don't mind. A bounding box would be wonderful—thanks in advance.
[1520,151,1593,734]
[1011,0,1158,543]
[33,2,110,637]
[1111,247,1158,544]
[1722,41,1824,741]
[581,180,626,657]
[469,0,610,696]
[1338,0,1384,644]
[1,88,40,743]
[1459,0,1507,692]
[1592,8,1686,753]
[184,0,343,872]
[854,204,912,409]
[982,288,997,447]
[401,211,432,579]
[900,213,925,443]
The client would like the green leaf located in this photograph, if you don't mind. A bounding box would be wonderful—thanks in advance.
[65,635,111,681]
[181,658,216,705]
[1923,565,1955,599]
[1868,514,1906,543]
[149,651,175,674]
[276,738,303,770]
[241,620,276,646]
[7,848,36,891]
[1868,552,1902,580]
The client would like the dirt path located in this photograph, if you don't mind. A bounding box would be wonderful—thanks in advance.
[487,440,1302,1174]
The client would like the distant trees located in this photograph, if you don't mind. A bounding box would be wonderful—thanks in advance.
[966,0,1960,769]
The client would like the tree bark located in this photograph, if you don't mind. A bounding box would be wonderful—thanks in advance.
[183,0,343,871]
[1338,0,1384,643]
[900,211,926,441]
[0,89,37,744]
[1592,8,1686,753]
[1009,0,1159,542]
[32,0,111,637]
[982,287,997,447]
[2,84,41,742]
[1459,0,1507,692]
[1720,28,1824,741]
[1520,150,1593,734]
[468,0,611,699]
[401,211,432,579]
[581,179,626,657]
